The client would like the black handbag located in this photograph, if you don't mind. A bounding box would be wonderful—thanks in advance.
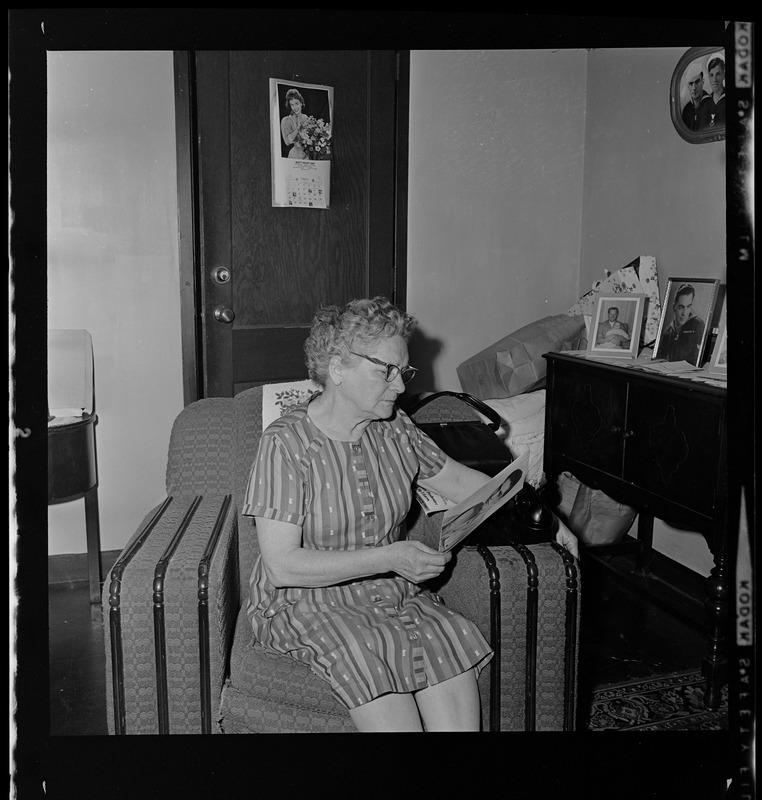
[408,391,557,545]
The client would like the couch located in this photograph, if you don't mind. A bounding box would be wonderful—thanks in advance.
[103,384,579,733]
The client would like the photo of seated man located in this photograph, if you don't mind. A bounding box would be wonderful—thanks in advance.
[595,306,631,349]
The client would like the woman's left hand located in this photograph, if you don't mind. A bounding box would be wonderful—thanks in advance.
[554,519,579,560]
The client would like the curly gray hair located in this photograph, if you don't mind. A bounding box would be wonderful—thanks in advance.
[304,297,417,387]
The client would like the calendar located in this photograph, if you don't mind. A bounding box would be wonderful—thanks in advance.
[286,174,327,208]
[270,77,333,209]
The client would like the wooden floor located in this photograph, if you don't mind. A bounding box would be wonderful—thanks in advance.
[47,548,710,736]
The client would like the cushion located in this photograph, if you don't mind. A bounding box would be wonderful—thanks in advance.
[261,379,321,430]
[484,390,547,488]
[218,610,354,733]
[457,314,585,400]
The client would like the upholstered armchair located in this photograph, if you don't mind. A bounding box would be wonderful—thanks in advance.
[103,384,579,734]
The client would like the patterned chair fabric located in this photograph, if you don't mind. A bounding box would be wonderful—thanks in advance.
[106,384,578,733]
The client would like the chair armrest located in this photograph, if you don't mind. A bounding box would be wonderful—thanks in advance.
[166,399,236,496]
[429,540,579,652]
[196,495,241,708]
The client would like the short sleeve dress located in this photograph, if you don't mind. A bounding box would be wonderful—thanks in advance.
[242,402,493,709]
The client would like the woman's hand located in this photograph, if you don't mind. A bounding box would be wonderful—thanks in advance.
[554,519,579,560]
[387,541,452,584]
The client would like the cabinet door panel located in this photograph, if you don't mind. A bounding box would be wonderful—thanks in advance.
[624,384,723,517]
[549,368,626,478]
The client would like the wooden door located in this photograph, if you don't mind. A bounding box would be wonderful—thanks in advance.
[175,50,409,400]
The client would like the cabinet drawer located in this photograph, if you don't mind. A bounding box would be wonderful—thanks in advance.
[624,384,724,518]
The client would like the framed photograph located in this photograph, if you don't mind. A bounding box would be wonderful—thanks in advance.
[670,46,726,145]
[587,293,645,359]
[653,277,720,366]
[706,303,727,376]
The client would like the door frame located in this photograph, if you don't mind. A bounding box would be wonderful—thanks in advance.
[173,50,410,406]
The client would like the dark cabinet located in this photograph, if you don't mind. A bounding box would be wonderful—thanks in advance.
[543,352,728,708]
[624,383,724,517]
[547,359,726,525]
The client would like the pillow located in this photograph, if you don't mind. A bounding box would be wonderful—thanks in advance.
[484,390,547,487]
[261,379,321,430]
[457,314,585,400]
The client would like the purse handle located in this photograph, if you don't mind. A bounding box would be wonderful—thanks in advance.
[408,391,503,431]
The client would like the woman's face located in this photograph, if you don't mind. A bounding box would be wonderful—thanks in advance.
[708,63,725,95]
[341,334,408,422]
[289,97,302,114]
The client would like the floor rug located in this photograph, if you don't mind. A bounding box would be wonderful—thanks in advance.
[587,670,729,731]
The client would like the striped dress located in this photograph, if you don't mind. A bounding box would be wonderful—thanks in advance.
[242,403,493,709]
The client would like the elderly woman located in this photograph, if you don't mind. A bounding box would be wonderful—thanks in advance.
[243,297,577,732]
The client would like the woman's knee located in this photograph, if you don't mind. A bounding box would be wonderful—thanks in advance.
[348,692,424,732]
[415,669,481,732]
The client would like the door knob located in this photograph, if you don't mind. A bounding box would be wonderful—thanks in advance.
[210,266,231,284]
[213,306,235,323]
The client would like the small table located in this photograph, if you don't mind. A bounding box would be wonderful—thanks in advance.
[48,413,102,604]
[542,351,728,709]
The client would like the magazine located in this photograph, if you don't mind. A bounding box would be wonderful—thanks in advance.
[415,450,529,553]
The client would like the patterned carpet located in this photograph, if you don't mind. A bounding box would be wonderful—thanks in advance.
[587,670,729,731]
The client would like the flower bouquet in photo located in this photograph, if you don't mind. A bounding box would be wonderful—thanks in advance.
[297,115,333,160]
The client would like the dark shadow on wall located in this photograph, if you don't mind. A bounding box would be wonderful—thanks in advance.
[398,325,445,411]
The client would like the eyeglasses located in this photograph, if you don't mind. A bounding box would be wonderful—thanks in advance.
[349,351,419,384]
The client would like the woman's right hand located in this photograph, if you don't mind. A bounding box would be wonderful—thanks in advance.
[387,541,452,584]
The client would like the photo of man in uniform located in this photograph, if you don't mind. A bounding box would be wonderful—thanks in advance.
[655,283,707,365]
[681,62,713,131]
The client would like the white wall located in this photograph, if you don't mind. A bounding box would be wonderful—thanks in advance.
[580,48,726,293]
[580,48,726,576]
[47,51,184,555]
[406,49,588,392]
